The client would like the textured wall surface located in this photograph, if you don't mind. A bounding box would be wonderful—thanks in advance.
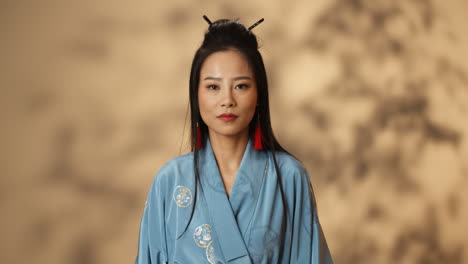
[1,0,467,263]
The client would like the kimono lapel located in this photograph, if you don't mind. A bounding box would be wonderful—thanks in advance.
[199,138,251,263]
[228,138,268,235]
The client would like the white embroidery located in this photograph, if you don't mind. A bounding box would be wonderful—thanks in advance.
[193,224,212,248]
[206,242,216,264]
[173,186,192,207]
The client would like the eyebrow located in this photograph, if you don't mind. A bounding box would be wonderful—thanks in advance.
[202,76,252,81]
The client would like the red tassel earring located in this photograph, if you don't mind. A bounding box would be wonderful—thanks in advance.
[254,114,263,150]
[196,122,202,150]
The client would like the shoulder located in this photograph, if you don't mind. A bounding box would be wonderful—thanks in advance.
[150,152,194,192]
[158,152,194,174]
[270,151,312,187]
[273,151,308,176]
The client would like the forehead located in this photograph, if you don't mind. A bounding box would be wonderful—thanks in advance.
[200,49,254,78]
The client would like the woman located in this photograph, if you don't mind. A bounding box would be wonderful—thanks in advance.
[135,16,333,264]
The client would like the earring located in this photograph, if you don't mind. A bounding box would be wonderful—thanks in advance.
[254,115,263,150]
[196,122,203,150]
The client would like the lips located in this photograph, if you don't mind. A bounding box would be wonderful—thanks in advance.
[217,113,238,121]
[218,113,237,117]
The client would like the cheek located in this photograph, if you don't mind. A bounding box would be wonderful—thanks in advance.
[243,90,258,119]
[198,90,212,116]
[198,89,205,109]
[248,89,258,109]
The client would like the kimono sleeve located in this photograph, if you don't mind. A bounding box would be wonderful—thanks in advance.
[289,167,333,264]
[135,174,168,264]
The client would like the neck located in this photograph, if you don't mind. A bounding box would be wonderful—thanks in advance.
[208,130,249,173]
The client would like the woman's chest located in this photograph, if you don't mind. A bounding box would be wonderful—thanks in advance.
[164,183,291,264]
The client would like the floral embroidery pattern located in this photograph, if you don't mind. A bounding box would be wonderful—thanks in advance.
[193,224,212,248]
[206,243,216,264]
[173,186,192,207]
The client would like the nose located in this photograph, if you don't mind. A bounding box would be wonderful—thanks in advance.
[220,87,236,108]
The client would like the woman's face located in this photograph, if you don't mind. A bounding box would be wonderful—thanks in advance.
[198,49,258,140]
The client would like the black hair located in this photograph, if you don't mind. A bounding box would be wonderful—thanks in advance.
[187,18,295,219]
[189,18,292,154]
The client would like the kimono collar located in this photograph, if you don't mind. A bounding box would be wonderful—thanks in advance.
[200,137,267,195]
[198,137,267,262]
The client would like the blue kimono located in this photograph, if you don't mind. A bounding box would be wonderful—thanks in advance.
[135,138,333,264]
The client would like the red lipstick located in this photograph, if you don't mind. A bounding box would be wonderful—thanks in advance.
[217,113,238,122]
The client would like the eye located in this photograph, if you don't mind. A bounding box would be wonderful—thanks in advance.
[207,85,219,90]
[235,84,248,89]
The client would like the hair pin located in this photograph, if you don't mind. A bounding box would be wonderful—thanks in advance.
[202,15,212,25]
[248,18,264,31]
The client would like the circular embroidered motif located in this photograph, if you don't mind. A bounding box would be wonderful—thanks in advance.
[206,242,216,264]
[173,186,192,207]
[193,224,212,248]
[248,226,278,263]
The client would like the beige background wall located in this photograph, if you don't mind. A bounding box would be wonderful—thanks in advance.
[1,0,467,263]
